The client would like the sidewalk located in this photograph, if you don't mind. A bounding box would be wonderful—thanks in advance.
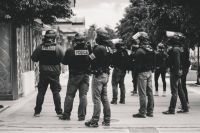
[0,71,200,133]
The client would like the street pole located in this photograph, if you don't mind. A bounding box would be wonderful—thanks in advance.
[197,45,200,84]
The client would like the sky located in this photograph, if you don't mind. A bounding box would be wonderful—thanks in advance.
[73,0,130,29]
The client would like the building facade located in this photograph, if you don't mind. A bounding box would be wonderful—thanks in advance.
[0,22,42,100]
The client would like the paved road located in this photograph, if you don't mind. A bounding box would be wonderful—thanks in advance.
[0,70,200,133]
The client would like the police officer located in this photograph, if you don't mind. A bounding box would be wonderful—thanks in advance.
[132,32,155,118]
[163,32,189,114]
[59,33,91,121]
[110,41,129,104]
[130,44,139,96]
[154,43,168,96]
[181,45,191,106]
[31,30,64,117]
[85,30,111,127]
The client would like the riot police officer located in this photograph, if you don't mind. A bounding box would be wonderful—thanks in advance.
[154,43,168,96]
[85,30,111,127]
[163,32,189,114]
[132,32,155,118]
[59,33,91,121]
[110,42,129,104]
[31,30,64,117]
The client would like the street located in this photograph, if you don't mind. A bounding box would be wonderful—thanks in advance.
[0,70,200,133]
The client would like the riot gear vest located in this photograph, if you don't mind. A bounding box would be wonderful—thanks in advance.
[39,43,60,65]
[62,45,90,75]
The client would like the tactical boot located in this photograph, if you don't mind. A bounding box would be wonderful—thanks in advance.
[110,100,117,104]
[85,119,99,127]
[59,114,70,120]
[119,99,125,104]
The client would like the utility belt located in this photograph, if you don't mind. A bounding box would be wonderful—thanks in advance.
[137,66,153,73]
[91,68,110,76]
[69,69,90,75]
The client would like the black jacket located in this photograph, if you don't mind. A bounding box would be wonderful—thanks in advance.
[90,45,111,74]
[62,45,91,75]
[155,51,168,71]
[111,48,129,71]
[135,45,155,73]
[167,46,183,76]
[31,42,64,74]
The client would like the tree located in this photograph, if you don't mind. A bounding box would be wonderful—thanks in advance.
[149,0,200,47]
[104,26,118,39]
[0,0,73,25]
[117,0,200,48]
[116,0,154,48]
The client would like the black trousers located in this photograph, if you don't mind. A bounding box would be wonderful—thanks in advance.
[169,73,188,112]
[35,72,62,114]
[154,69,166,92]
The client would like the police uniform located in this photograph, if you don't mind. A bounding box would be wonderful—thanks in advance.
[163,37,189,114]
[154,44,168,96]
[110,43,129,104]
[60,34,90,121]
[85,44,111,127]
[132,34,155,118]
[31,30,64,116]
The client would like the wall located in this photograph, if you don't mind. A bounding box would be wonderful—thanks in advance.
[16,24,42,98]
[0,22,42,100]
[0,23,12,98]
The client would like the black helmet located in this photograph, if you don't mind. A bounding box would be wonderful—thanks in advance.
[45,30,56,38]
[74,33,86,43]
[73,33,87,47]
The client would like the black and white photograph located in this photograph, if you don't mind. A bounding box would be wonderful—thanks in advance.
[0,0,200,133]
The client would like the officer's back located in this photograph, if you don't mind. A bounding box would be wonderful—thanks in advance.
[31,30,64,74]
[62,34,90,74]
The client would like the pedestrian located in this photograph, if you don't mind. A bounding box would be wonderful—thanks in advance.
[154,43,168,97]
[85,30,111,127]
[31,30,64,117]
[110,41,129,104]
[163,32,189,114]
[132,32,155,118]
[59,33,91,121]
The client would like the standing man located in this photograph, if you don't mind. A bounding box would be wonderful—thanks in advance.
[85,30,111,127]
[59,33,91,121]
[132,32,155,118]
[181,45,191,106]
[163,32,189,114]
[154,43,168,96]
[31,30,64,117]
[130,44,139,96]
[110,42,129,104]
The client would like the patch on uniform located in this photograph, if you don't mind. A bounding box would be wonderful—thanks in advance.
[89,53,96,60]
[42,46,56,51]
[75,50,89,55]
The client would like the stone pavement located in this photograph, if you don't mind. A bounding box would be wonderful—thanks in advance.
[0,71,200,133]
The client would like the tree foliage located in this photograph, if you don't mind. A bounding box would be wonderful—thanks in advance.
[116,0,153,48]
[117,0,200,48]
[0,0,73,25]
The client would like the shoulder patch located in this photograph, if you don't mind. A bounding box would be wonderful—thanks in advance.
[75,50,89,56]
[89,53,96,60]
